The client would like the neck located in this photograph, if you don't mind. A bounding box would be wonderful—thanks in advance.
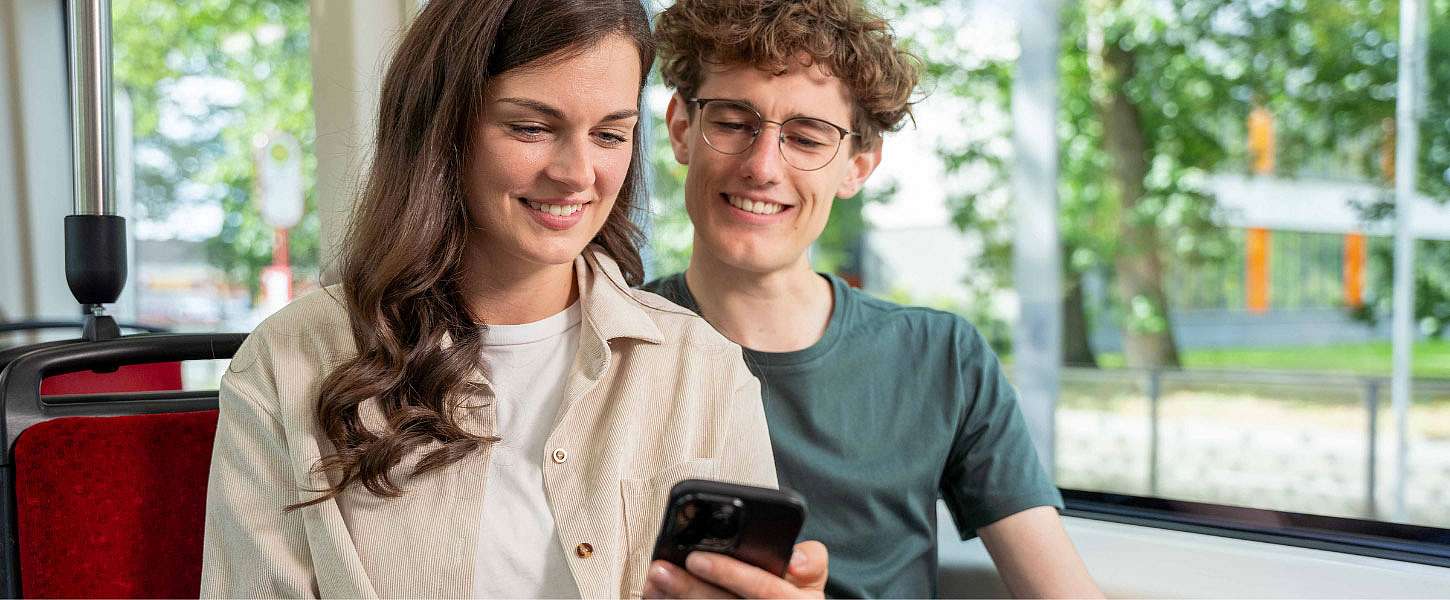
[683,243,833,353]
[462,248,578,325]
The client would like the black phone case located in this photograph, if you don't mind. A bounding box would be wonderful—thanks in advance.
[650,479,806,577]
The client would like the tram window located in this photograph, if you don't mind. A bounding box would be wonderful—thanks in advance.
[110,0,317,387]
[1043,0,1450,534]
[643,0,1450,539]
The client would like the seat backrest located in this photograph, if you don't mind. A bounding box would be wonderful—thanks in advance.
[38,362,183,396]
[12,410,219,599]
[0,333,245,597]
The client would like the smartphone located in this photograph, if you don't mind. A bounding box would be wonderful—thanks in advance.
[651,479,806,577]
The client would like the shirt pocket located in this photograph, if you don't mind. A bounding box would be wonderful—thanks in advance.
[618,458,720,599]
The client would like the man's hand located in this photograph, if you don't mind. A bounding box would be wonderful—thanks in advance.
[641,540,828,599]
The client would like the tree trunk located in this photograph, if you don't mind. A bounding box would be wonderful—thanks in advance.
[1062,272,1098,367]
[1096,40,1182,368]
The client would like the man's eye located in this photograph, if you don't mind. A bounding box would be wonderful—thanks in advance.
[712,121,753,132]
[787,135,827,149]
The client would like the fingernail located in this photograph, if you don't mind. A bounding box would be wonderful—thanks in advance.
[685,551,714,577]
[791,550,808,569]
[647,563,672,589]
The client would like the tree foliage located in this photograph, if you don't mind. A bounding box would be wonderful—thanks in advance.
[112,0,318,298]
[910,0,1450,366]
[645,74,695,278]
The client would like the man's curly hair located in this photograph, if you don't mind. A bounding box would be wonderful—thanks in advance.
[655,0,919,152]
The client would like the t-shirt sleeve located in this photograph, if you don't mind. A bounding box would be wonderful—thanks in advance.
[939,321,1063,540]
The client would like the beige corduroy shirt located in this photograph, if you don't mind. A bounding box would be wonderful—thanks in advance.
[200,248,777,598]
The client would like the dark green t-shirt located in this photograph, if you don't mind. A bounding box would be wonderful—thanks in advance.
[641,272,1062,598]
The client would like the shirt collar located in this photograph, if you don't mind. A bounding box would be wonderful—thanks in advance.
[452,246,662,389]
[574,245,663,346]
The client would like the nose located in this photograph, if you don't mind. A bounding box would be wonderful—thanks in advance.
[544,136,595,192]
[736,124,785,185]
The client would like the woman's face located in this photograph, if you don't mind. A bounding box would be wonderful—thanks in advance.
[464,34,642,275]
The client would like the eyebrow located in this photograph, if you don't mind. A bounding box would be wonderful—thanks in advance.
[495,97,639,123]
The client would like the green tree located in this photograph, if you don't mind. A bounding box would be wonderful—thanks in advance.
[811,187,878,278]
[878,0,1133,366]
[645,76,695,277]
[917,0,1450,368]
[113,0,318,299]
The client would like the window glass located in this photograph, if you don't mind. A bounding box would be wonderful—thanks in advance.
[1050,0,1450,529]
[112,0,317,386]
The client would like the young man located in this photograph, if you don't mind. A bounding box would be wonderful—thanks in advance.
[640,0,1102,597]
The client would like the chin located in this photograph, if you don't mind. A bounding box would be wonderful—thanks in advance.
[714,237,800,274]
[517,235,594,266]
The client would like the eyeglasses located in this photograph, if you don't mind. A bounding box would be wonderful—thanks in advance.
[688,98,859,172]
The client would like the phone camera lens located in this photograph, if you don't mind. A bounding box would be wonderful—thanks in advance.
[707,504,738,537]
[669,495,744,553]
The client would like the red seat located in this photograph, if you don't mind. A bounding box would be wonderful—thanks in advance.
[38,362,183,396]
[12,410,219,598]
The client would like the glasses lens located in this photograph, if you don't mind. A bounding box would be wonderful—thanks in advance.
[700,101,760,155]
[780,118,843,170]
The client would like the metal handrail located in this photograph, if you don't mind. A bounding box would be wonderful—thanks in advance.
[1056,366,1450,395]
[68,0,114,217]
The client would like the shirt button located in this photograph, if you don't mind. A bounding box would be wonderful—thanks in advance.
[575,542,593,558]
[551,448,568,464]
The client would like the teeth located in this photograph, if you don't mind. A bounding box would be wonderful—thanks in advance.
[726,195,784,215]
[526,201,583,217]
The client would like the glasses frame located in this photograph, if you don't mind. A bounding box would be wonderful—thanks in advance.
[688,98,860,172]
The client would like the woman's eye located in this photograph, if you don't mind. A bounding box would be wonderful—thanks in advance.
[507,124,549,138]
[595,130,630,146]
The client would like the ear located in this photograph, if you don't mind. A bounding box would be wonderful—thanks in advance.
[835,143,882,199]
[665,93,692,166]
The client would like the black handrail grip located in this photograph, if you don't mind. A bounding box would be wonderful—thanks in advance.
[0,340,92,375]
[1,333,244,379]
[40,390,223,406]
[0,333,246,451]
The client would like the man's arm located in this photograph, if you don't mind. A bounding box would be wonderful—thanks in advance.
[978,506,1103,598]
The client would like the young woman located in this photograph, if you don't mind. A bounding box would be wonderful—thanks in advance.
[199,1,776,597]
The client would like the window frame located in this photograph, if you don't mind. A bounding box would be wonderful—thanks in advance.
[1062,488,1450,568]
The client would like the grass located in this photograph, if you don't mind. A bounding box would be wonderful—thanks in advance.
[1094,339,1450,379]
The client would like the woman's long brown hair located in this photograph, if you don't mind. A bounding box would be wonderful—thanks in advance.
[293,0,654,508]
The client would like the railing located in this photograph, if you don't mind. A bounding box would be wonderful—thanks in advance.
[1054,367,1450,524]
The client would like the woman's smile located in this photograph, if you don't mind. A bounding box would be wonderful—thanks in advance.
[520,198,592,230]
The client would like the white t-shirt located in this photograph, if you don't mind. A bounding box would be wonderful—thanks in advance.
[472,302,583,599]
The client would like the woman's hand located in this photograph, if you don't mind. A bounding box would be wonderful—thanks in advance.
[642,541,828,599]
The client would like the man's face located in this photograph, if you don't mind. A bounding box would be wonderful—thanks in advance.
[666,61,881,275]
